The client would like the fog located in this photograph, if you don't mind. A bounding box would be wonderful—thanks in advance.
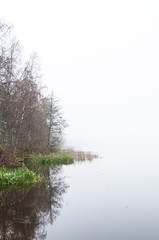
[1,2,159,239]
[1,0,159,156]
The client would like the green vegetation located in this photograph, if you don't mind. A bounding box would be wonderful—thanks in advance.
[0,167,43,186]
[29,153,74,165]
[0,151,98,186]
[0,153,74,186]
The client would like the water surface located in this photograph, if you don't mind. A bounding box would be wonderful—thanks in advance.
[1,147,159,240]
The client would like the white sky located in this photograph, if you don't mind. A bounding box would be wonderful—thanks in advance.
[0,0,159,151]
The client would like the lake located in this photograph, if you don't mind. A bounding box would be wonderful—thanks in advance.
[1,143,159,240]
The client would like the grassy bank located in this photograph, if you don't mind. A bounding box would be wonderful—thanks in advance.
[0,151,98,186]
[0,167,42,186]
[0,153,74,186]
[29,153,74,165]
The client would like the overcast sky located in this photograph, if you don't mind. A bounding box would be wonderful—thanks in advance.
[0,0,159,152]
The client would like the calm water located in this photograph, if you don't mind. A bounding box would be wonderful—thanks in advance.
[1,145,159,240]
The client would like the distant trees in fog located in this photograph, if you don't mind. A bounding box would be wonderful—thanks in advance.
[0,21,66,164]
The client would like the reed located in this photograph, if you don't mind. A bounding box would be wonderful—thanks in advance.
[62,150,98,161]
[29,153,74,165]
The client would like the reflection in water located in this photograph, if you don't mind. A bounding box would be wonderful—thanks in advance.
[0,166,68,240]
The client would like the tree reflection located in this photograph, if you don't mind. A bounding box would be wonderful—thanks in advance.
[0,166,68,240]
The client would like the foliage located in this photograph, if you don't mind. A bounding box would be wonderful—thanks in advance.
[0,166,43,185]
[29,153,74,165]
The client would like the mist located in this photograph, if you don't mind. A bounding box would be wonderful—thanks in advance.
[0,0,159,163]
[1,1,159,239]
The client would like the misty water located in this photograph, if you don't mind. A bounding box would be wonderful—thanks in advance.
[1,142,159,240]
[1,0,159,239]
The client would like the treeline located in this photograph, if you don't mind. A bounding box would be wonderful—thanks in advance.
[0,22,66,165]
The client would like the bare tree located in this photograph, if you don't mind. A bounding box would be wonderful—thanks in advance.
[45,92,66,151]
[0,21,67,164]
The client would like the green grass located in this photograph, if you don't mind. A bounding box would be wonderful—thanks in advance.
[0,166,43,186]
[0,153,74,186]
[29,153,74,165]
